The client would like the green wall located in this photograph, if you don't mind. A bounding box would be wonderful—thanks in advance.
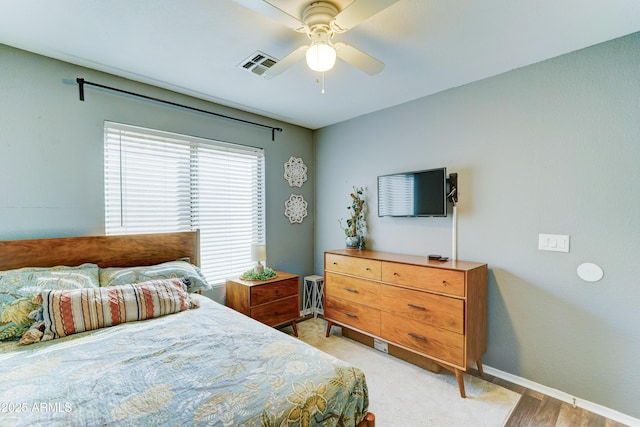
[314,33,640,419]
[0,44,315,301]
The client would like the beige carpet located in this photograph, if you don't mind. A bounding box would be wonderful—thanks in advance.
[293,318,520,427]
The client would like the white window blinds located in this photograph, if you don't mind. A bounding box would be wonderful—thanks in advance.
[104,122,265,285]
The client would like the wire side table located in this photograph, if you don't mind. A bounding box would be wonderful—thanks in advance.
[302,275,324,319]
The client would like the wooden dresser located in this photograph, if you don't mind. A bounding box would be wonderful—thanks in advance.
[226,271,300,336]
[324,249,487,397]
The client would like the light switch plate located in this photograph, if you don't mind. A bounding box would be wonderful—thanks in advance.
[538,234,570,252]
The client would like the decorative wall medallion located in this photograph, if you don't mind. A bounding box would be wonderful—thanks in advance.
[284,156,307,188]
[284,194,308,224]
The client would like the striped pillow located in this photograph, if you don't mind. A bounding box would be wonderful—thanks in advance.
[41,278,192,341]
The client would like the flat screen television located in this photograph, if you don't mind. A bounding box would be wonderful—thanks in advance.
[378,167,448,217]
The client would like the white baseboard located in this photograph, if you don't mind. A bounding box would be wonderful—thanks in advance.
[483,365,640,427]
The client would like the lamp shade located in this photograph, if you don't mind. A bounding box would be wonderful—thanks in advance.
[251,244,267,262]
[306,42,336,72]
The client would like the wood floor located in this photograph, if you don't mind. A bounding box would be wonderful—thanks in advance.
[466,368,630,427]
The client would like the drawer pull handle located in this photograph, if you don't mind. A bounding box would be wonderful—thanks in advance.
[393,272,399,276]
[442,280,447,286]
[365,267,371,271]
[342,311,357,318]
[407,303,426,311]
[344,287,358,293]
[408,332,427,341]
[333,262,338,265]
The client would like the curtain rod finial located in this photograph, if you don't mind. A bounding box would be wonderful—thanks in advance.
[76,77,85,101]
[271,127,283,141]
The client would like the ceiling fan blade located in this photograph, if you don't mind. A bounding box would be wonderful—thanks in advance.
[335,43,385,75]
[233,0,307,32]
[264,45,308,77]
[331,0,400,32]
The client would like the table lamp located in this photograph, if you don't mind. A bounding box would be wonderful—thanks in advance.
[251,243,267,274]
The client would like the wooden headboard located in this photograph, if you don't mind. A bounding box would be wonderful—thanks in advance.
[0,231,200,271]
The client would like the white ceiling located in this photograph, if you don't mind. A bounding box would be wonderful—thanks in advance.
[1,0,639,130]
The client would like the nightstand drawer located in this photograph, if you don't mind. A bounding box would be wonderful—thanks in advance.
[325,271,381,308]
[381,262,465,297]
[380,285,464,333]
[325,296,380,336]
[251,277,298,306]
[251,295,299,327]
[325,253,381,280]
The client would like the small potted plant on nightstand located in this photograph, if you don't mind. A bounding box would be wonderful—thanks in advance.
[339,186,366,249]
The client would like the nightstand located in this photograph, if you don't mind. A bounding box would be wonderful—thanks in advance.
[226,271,300,336]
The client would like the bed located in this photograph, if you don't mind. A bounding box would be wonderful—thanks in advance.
[0,231,375,427]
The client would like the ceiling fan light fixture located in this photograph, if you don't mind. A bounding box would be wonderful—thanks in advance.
[306,42,336,72]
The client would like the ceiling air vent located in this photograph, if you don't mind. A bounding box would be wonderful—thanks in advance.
[238,51,278,79]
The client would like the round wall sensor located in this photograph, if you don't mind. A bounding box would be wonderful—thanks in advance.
[577,263,604,282]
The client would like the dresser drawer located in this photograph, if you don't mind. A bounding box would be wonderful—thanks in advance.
[381,262,465,297]
[251,277,298,306]
[325,296,380,336]
[380,285,464,334]
[326,253,381,280]
[325,272,381,308]
[381,312,464,367]
[251,295,299,327]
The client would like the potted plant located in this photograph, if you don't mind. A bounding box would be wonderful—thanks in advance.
[339,186,366,249]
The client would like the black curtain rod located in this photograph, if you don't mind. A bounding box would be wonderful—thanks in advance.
[76,78,283,141]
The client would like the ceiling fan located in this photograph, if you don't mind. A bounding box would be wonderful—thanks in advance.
[235,0,400,78]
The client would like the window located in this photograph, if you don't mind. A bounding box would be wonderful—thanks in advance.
[104,122,265,285]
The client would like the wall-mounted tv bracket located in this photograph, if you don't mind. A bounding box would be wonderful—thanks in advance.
[447,172,459,261]
[446,173,458,206]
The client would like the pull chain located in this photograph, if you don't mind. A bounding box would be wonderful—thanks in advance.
[315,73,327,94]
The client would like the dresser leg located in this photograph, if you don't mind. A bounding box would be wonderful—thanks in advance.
[455,369,466,398]
[291,320,298,337]
[476,358,484,377]
[325,321,334,337]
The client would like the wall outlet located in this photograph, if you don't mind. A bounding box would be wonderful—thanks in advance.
[373,338,388,353]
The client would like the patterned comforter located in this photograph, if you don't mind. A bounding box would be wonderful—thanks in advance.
[0,295,369,426]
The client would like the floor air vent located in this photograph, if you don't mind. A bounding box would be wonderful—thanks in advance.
[238,51,278,79]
